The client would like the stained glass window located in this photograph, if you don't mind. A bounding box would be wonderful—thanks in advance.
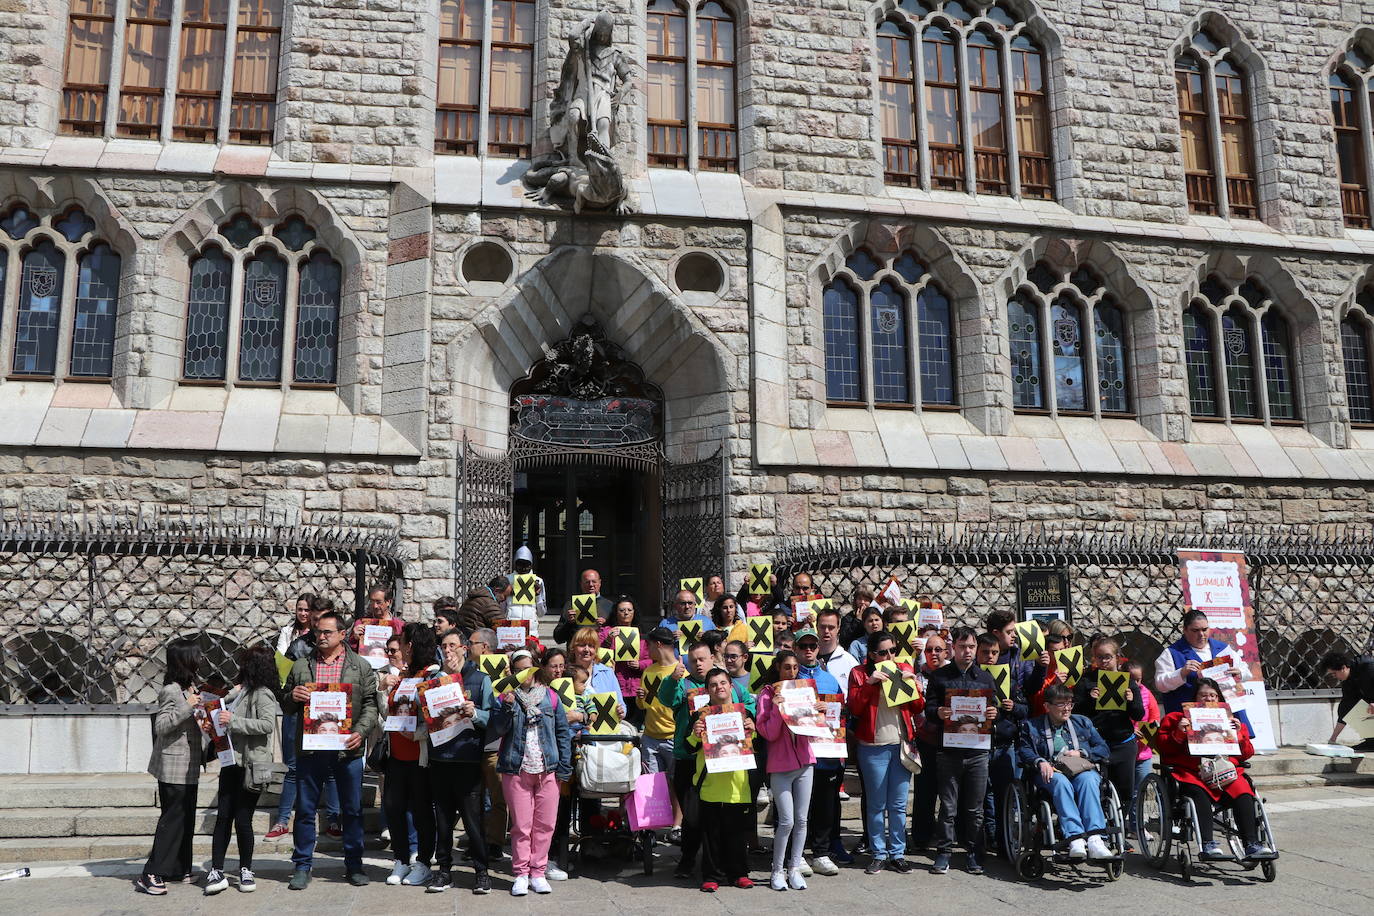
[70,243,121,378]
[220,214,260,249]
[1342,313,1373,424]
[1009,293,1043,409]
[1050,297,1085,412]
[917,284,955,405]
[237,249,286,382]
[870,280,910,404]
[274,215,315,252]
[823,277,862,402]
[1184,305,1218,417]
[184,247,231,380]
[294,251,342,384]
[56,208,96,243]
[1261,310,1296,420]
[1,207,39,240]
[13,240,66,376]
[1094,301,1129,413]
[1221,306,1256,418]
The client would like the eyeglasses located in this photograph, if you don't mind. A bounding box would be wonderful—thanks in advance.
[724,653,744,661]
[1050,701,1074,709]
[871,647,894,657]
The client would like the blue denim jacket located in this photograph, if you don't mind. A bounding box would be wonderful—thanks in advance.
[488,685,573,779]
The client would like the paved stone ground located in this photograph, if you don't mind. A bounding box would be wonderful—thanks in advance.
[4,783,1372,915]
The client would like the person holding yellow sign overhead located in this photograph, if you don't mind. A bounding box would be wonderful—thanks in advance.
[598,597,647,728]
[1072,635,1143,846]
[660,589,717,636]
[553,570,613,645]
[507,547,547,639]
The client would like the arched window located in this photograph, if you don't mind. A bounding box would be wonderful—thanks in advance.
[1185,275,1299,423]
[61,0,280,144]
[822,248,957,408]
[646,1,737,171]
[1341,301,1374,425]
[1174,31,1257,219]
[184,216,344,388]
[879,4,1052,199]
[1,206,118,381]
[1331,49,1374,228]
[1010,262,1132,416]
[436,0,534,157]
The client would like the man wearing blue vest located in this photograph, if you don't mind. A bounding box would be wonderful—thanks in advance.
[1153,610,1252,734]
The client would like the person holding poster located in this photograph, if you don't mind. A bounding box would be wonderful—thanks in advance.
[202,644,281,895]
[137,638,205,897]
[1320,652,1374,750]
[1072,635,1144,836]
[1154,610,1252,735]
[975,633,1026,858]
[688,669,758,892]
[599,598,648,727]
[1014,684,1115,862]
[568,627,625,718]
[795,625,846,877]
[349,584,404,650]
[281,609,379,891]
[925,626,997,875]
[756,653,818,891]
[553,569,613,644]
[378,623,441,889]
[848,632,925,875]
[1155,679,1273,860]
[489,649,573,897]
[659,589,717,636]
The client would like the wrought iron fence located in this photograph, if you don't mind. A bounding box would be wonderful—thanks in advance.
[775,522,1374,696]
[0,507,403,712]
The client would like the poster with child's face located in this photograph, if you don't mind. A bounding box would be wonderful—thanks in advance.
[359,624,392,670]
[812,693,847,758]
[384,677,422,731]
[419,677,470,745]
[703,702,755,772]
[943,688,992,750]
[1185,702,1241,756]
[303,684,352,750]
[776,679,829,737]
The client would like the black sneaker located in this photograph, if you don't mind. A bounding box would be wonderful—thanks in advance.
[864,858,885,875]
[966,852,984,875]
[886,857,913,875]
[674,860,695,880]
[238,868,256,893]
[472,872,492,895]
[425,870,451,894]
[203,868,229,895]
[135,874,167,896]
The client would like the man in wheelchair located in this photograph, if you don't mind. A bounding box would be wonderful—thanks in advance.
[1015,684,1116,862]
[1155,677,1275,862]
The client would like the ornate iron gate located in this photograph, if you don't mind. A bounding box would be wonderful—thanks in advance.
[660,450,726,605]
[457,437,513,596]
[775,522,1374,695]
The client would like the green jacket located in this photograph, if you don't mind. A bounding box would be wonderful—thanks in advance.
[282,646,379,758]
[657,672,756,760]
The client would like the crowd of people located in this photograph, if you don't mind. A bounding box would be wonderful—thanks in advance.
[136,565,1298,897]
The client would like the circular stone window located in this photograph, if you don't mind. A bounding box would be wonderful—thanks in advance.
[461,241,515,285]
[674,251,725,295]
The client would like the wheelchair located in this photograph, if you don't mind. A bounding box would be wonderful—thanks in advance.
[1002,763,1127,881]
[1134,763,1277,883]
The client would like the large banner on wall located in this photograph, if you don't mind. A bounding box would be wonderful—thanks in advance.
[1177,550,1276,751]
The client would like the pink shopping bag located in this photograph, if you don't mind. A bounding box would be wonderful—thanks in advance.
[626,772,674,832]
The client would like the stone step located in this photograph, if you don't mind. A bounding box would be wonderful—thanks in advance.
[0,832,382,867]
[1246,750,1374,778]
[0,772,375,810]
[0,805,385,840]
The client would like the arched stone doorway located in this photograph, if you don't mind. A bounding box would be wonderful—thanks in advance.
[453,249,731,615]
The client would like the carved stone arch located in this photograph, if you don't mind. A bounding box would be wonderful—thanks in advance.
[997,236,1170,436]
[0,173,139,257]
[455,247,733,462]
[1322,26,1374,78]
[1171,10,1281,225]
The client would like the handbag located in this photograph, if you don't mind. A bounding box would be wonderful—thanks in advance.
[366,735,390,774]
[1199,756,1238,790]
[1053,752,1094,777]
[900,738,923,774]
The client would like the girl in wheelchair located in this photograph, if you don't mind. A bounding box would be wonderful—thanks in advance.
[1155,678,1275,861]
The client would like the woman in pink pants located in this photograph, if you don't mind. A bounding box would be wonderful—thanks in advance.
[489,651,573,896]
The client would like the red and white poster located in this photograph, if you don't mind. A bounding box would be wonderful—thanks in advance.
[1177,549,1275,751]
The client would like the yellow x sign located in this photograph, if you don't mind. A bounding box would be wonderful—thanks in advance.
[587,692,621,734]
[877,660,917,706]
[550,677,576,709]
[1016,620,1045,661]
[680,577,704,604]
[1097,669,1128,711]
[614,627,640,663]
[572,594,598,625]
[749,564,772,595]
[511,573,537,605]
[982,663,1010,702]
[1055,645,1084,687]
[479,653,509,679]
[493,665,535,694]
[747,617,774,651]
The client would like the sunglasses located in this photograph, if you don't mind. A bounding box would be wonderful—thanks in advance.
[871,647,894,657]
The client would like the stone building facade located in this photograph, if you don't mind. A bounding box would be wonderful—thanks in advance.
[5,1,1374,762]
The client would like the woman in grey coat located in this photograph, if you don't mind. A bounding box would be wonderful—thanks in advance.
[203,643,281,895]
[137,637,204,896]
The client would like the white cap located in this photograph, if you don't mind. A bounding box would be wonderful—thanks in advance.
[515,545,534,564]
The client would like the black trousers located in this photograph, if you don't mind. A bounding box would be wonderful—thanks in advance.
[700,800,751,883]
[936,749,989,854]
[382,758,435,866]
[145,781,199,879]
[1176,782,1259,845]
[430,760,488,873]
[672,761,702,867]
[1104,738,1138,816]
[910,741,940,848]
[808,766,843,854]
[210,765,261,871]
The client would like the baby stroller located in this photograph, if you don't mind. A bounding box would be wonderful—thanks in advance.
[570,725,656,875]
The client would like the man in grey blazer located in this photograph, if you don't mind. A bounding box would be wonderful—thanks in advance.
[281,609,378,889]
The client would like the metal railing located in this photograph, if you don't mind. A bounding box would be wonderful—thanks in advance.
[776,521,1374,696]
[0,507,403,713]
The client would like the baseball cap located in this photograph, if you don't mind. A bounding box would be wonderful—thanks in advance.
[794,626,819,642]
[647,626,677,645]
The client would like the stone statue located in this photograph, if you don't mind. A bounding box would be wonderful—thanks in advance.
[524,11,634,214]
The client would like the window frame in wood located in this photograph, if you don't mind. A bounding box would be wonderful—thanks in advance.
[1173,31,1259,220]
[435,0,535,158]
[61,0,117,137]
[1331,49,1374,229]
[646,0,738,172]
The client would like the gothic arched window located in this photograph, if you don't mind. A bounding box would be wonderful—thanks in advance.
[1174,30,1257,219]
[646,0,738,171]
[822,248,957,408]
[1342,296,1374,425]
[1185,275,1299,423]
[1010,262,1132,417]
[183,216,344,387]
[1331,48,1374,228]
[879,3,1052,200]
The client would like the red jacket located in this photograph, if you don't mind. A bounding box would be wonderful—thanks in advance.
[847,662,925,744]
[1156,709,1256,802]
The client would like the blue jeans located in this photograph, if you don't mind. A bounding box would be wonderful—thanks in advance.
[983,743,1021,846]
[276,715,339,826]
[293,752,365,873]
[1032,766,1105,841]
[856,743,909,858]
[1128,756,1153,828]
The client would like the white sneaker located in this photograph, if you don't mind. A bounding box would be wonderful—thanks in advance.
[787,866,808,890]
[510,876,529,896]
[1086,835,1114,860]
[380,827,391,842]
[386,860,409,885]
[810,855,838,876]
[839,789,851,801]
[530,876,552,894]
[544,864,569,881]
[1066,838,1087,861]
[770,869,788,891]
[402,863,431,886]
[798,858,813,877]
